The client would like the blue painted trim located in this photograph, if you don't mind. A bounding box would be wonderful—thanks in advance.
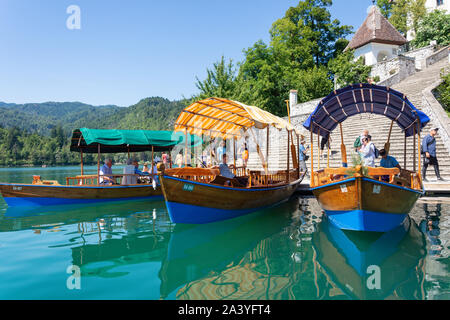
[164,175,299,192]
[325,209,408,232]
[165,199,288,224]
[3,195,163,207]
[310,178,355,191]
[0,183,158,190]
[360,177,424,194]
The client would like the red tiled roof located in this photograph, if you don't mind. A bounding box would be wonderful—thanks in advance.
[345,6,407,50]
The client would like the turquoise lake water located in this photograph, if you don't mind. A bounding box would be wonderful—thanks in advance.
[0,166,448,300]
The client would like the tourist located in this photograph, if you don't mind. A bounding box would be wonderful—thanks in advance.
[422,128,444,181]
[122,158,137,185]
[99,158,115,185]
[132,159,149,176]
[298,139,309,177]
[379,149,401,169]
[216,154,248,186]
[359,136,376,167]
[217,141,226,164]
[242,143,249,168]
[142,163,150,173]
[162,152,168,166]
[354,129,369,152]
[175,152,183,168]
[320,132,331,160]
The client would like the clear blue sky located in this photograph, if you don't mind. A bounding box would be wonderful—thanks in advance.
[0,0,373,106]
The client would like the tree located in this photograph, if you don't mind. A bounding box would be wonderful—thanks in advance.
[377,0,394,18]
[411,9,450,48]
[270,0,352,67]
[409,0,426,37]
[389,0,409,36]
[329,49,372,87]
[194,56,239,100]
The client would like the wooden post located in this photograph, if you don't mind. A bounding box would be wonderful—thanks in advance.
[151,146,154,178]
[97,144,100,185]
[317,129,321,170]
[339,123,347,167]
[287,129,290,183]
[297,134,300,179]
[404,132,407,169]
[266,126,269,171]
[413,123,416,172]
[233,137,237,175]
[417,119,422,181]
[80,149,84,176]
[310,125,314,187]
[185,128,188,167]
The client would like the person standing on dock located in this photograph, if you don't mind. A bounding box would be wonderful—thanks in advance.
[299,139,309,177]
[422,128,444,182]
[354,129,369,152]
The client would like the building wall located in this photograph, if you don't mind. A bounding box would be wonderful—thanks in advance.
[354,42,400,66]
[425,0,450,12]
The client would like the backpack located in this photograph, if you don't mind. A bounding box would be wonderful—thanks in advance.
[374,145,380,159]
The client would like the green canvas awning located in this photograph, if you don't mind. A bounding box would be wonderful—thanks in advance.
[70,128,201,153]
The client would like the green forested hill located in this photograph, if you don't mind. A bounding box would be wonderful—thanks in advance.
[94,97,187,130]
[0,97,188,166]
[0,101,122,136]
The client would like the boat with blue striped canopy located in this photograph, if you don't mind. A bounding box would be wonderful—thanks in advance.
[303,84,430,232]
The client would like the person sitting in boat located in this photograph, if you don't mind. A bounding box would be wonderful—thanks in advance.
[359,136,376,167]
[214,154,248,187]
[132,159,151,183]
[379,149,401,182]
[379,149,401,170]
[99,158,116,185]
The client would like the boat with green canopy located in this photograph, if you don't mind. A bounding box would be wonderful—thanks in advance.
[0,128,199,206]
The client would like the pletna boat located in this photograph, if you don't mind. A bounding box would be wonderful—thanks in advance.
[158,97,305,224]
[303,84,430,232]
[0,128,198,206]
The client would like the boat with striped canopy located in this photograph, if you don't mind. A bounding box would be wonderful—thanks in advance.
[0,128,199,206]
[303,84,430,232]
[158,97,305,224]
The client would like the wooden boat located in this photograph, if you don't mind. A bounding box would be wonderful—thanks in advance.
[311,216,426,299]
[0,128,198,206]
[158,97,305,224]
[303,84,430,232]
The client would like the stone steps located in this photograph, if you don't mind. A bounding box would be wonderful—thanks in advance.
[248,58,450,181]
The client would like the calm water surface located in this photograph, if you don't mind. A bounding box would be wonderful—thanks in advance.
[0,166,448,300]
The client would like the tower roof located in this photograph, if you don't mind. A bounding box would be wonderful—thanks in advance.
[345,5,407,51]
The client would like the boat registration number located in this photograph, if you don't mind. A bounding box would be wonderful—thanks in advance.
[183,183,194,192]
[12,186,23,191]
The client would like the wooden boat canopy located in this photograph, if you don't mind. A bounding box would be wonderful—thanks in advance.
[70,128,202,153]
[174,97,301,139]
[303,84,430,138]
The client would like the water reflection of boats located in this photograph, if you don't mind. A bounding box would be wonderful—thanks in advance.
[0,200,170,233]
[159,200,298,299]
[311,216,426,300]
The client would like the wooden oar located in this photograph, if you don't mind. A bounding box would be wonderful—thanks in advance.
[339,123,347,167]
[384,120,394,153]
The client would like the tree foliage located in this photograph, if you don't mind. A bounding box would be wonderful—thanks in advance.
[194,0,352,116]
[411,9,450,48]
[328,50,373,87]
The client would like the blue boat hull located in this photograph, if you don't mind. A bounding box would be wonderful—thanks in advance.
[160,175,303,224]
[312,177,422,232]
